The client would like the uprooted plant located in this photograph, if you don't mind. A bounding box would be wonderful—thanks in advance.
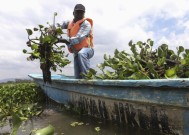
[23,12,70,83]
[83,39,189,79]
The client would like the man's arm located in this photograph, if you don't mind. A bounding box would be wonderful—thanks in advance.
[56,21,69,44]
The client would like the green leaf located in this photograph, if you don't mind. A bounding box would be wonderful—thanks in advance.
[33,52,40,57]
[158,47,163,57]
[43,36,51,43]
[40,58,45,63]
[104,54,108,60]
[34,125,55,135]
[33,27,38,31]
[11,114,22,135]
[104,70,115,79]
[112,58,119,63]
[0,114,5,121]
[38,25,44,28]
[97,64,105,71]
[135,55,141,61]
[78,122,84,126]
[133,63,139,71]
[120,51,128,59]
[56,28,63,35]
[157,57,165,66]
[161,44,168,51]
[114,49,119,56]
[130,44,137,55]
[88,68,97,75]
[23,49,27,53]
[147,60,153,69]
[128,40,133,46]
[170,54,177,60]
[95,127,100,132]
[31,44,39,50]
[181,59,186,65]
[96,74,105,79]
[165,74,177,79]
[185,71,189,77]
[128,72,149,80]
[178,46,184,53]
[137,41,143,48]
[185,49,189,54]
[177,46,184,56]
[111,64,118,70]
[104,60,110,66]
[165,67,176,78]
[26,29,33,35]
[70,122,79,127]
[147,39,154,46]
[145,44,151,52]
[185,58,189,64]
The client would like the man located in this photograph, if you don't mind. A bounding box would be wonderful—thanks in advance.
[59,4,94,79]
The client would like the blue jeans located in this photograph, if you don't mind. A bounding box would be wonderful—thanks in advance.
[74,47,94,79]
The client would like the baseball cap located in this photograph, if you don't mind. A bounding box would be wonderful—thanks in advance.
[74,4,85,12]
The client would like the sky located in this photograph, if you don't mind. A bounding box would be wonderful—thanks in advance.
[0,0,189,80]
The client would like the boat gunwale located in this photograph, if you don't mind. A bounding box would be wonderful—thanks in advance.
[28,74,189,88]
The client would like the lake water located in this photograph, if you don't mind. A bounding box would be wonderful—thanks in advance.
[15,104,164,135]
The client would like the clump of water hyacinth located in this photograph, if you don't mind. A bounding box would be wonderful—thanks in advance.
[83,39,189,80]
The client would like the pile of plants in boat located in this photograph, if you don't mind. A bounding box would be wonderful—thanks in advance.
[0,82,45,135]
[23,13,70,83]
[83,39,189,79]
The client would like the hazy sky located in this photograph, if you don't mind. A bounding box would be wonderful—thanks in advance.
[0,0,189,80]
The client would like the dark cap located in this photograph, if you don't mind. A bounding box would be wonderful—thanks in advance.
[74,4,85,12]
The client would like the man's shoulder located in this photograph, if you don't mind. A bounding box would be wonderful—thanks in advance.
[81,19,92,27]
[83,20,90,25]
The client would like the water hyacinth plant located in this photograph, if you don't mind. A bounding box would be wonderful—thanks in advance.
[23,12,70,83]
[0,83,45,135]
[83,39,189,80]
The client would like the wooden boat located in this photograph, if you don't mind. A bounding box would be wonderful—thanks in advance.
[29,74,189,135]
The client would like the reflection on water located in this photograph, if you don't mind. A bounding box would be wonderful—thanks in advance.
[16,105,164,135]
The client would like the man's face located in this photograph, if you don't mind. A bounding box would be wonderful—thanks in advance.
[73,10,85,22]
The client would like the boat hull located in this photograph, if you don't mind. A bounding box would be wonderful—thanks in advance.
[29,74,189,135]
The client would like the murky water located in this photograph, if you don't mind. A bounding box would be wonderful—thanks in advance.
[0,96,164,135]
[15,104,164,135]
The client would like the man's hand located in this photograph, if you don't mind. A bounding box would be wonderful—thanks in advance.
[58,38,70,44]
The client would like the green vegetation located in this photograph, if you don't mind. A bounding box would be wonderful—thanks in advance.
[31,125,55,135]
[70,121,84,127]
[0,82,45,135]
[83,39,189,79]
[23,12,70,83]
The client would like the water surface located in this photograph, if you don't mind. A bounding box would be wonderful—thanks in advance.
[16,105,163,135]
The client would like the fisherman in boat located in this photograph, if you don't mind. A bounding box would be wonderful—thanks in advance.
[58,4,94,79]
